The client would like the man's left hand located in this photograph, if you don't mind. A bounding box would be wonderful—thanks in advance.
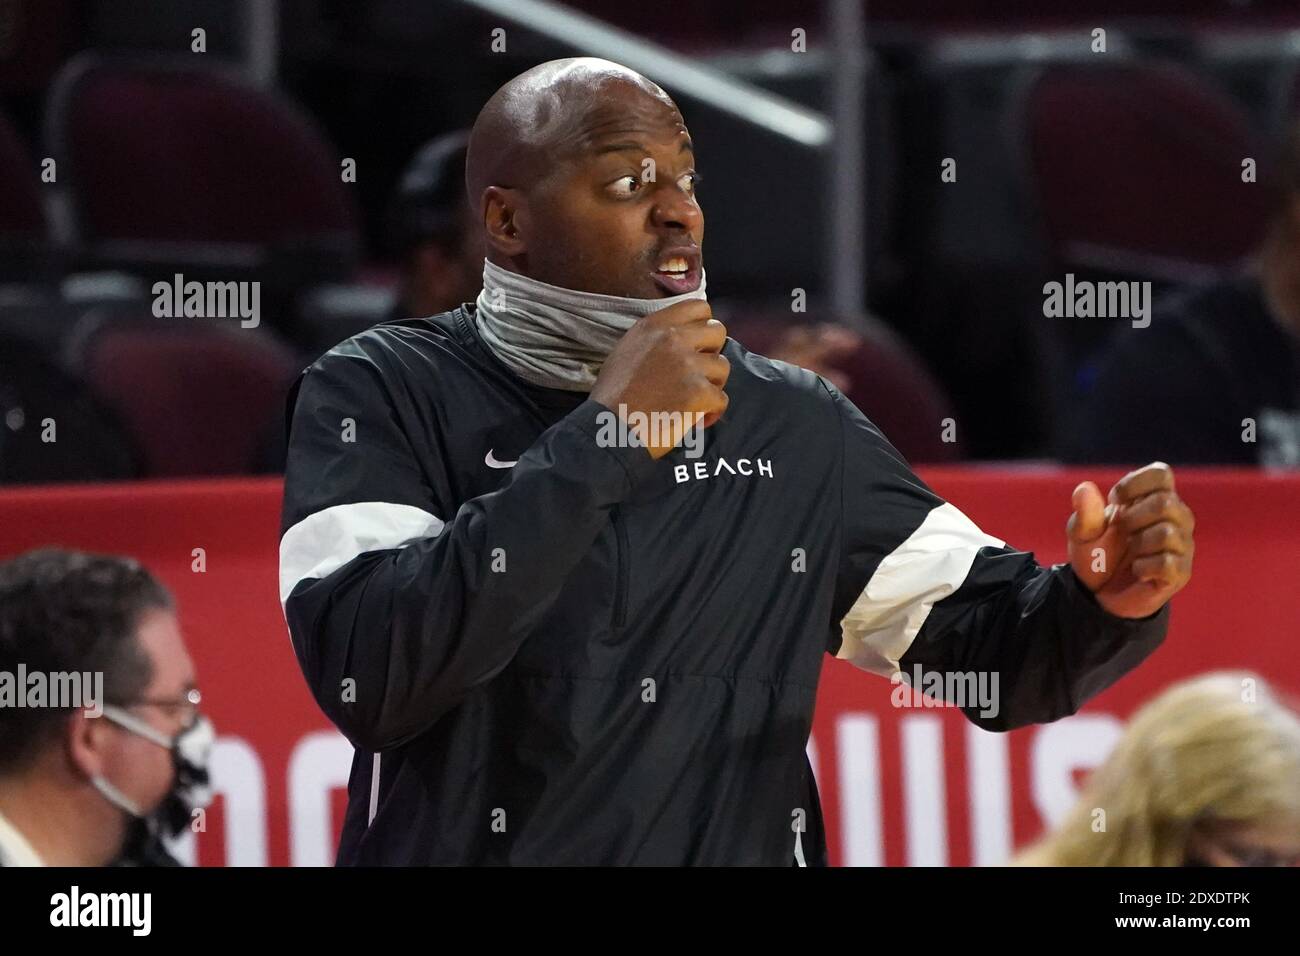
[1066,461,1195,619]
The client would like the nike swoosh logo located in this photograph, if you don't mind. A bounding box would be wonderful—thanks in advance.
[485,449,518,469]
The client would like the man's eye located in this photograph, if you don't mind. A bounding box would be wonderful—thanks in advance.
[608,175,641,198]
[679,172,700,194]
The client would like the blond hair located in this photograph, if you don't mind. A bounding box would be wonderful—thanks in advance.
[1013,672,1300,866]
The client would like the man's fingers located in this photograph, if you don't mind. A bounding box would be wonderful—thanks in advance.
[1109,461,1175,505]
[652,299,713,326]
[1115,490,1195,535]
[700,385,730,422]
[696,351,730,387]
[677,317,727,354]
[1067,481,1108,542]
[1129,551,1188,586]
[1128,520,1191,558]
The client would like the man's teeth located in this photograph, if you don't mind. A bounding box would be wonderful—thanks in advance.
[657,257,689,274]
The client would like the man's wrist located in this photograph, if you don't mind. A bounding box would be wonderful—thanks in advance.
[568,399,658,488]
[1063,563,1169,624]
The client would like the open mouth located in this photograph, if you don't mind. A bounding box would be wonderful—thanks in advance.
[651,249,702,295]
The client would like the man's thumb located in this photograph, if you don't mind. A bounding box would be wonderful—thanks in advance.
[1067,481,1108,543]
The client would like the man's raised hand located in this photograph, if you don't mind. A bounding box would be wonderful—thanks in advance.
[591,300,729,459]
[1067,461,1195,619]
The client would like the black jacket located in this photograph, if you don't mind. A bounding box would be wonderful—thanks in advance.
[279,304,1169,865]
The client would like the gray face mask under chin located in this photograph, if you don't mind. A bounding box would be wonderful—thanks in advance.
[91,706,215,865]
[473,258,709,392]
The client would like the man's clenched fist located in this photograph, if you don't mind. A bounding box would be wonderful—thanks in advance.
[591,300,729,459]
[1067,461,1195,619]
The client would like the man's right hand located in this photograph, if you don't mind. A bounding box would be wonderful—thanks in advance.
[590,300,730,459]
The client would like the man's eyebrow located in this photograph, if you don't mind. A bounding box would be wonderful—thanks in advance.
[592,139,695,156]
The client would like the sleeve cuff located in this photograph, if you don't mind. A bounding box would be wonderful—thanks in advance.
[565,399,659,494]
[1059,562,1171,628]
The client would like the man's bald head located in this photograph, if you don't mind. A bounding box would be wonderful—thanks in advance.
[466,58,675,206]
[465,57,704,298]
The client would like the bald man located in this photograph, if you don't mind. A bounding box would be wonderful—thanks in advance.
[279,58,1194,866]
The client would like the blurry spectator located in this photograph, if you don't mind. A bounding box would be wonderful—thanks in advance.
[0,549,212,866]
[386,130,482,319]
[722,310,963,462]
[757,322,862,394]
[1013,672,1300,866]
[0,334,141,484]
[1062,124,1300,467]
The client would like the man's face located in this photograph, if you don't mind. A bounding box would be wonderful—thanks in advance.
[98,608,198,816]
[518,82,704,299]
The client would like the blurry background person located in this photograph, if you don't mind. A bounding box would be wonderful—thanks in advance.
[715,308,963,461]
[1061,122,1300,468]
[0,548,212,867]
[1013,671,1300,866]
[386,130,484,320]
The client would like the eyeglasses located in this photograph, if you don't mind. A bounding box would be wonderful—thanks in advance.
[109,688,202,727]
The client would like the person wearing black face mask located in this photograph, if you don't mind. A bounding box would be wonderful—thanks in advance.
[96,699,214,866]
[0,548,213,867]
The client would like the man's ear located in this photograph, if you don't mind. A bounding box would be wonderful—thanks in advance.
[65,708,110,781]
[482,186,527,257]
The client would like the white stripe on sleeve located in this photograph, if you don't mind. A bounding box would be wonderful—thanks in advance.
[836,501,1004,678]
[279,501,445,606]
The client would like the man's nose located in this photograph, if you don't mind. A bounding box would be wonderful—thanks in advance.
[651,184,701,232]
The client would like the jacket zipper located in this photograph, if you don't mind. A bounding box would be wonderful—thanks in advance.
[611,506,630,629]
